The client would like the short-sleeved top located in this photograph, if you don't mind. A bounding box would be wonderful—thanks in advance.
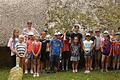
[26,40,33,53]
[61,36,70,52]
[112,41,120,54]
[50,39,62,56]
[7,37,19,56]
[15,42,26,54]
[32,41,41,54]
[71,32,83,42]
[95,36,102,49]
[22,27,39,37]
[71,44,80,56]
[83,40,93,51]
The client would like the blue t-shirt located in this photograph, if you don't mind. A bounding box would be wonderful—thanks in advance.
[50,39,62,56]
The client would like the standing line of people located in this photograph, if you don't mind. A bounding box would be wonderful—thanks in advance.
[7,21,120,78]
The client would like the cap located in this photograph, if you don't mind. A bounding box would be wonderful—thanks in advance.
[115,32,120,35]
[104,31,109,34]
[45,35,50,40]
[57,32,62,35]
[54,33,58,36]
[86,33,90,36]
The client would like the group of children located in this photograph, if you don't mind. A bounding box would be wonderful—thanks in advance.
[7,22,120,77]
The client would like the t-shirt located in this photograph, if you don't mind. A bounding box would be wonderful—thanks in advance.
[7,37,19,56]
[22,27,39,37]
[15,42,26,54]
[83,40,93,51]
[95,36,102,49]
[61,36,70,52]
[26,40,33,53]
[112,41,120,54]
[50,39,62,56]
[32,41,41,54]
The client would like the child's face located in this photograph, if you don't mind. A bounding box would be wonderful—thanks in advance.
[86,36,90,40]
[14,31,19,37]
[19,37,24,43]
[74,37,78,43]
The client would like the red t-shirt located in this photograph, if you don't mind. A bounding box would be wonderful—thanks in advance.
[32,41,41,54]
[112,41,120,54]
[61,36,70,52]
[26,40,33,53]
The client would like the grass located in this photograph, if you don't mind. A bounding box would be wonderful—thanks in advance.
[0,68,120,80]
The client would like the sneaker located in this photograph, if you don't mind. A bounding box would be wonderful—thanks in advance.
[105,69,109,72]
[84,70,88,74]
[75,69,78,73]
[25,70,28,74]
[87,70,90,73]
[90,68,93,71]
[73,70,75,73]
[30,70,33,74]
[36,73,39,77]
[33,73,36,77]
[101,69,104,72]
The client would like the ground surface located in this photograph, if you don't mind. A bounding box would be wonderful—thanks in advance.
[0,68,120,80]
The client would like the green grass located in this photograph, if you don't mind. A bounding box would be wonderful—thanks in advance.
[0,68,120,80]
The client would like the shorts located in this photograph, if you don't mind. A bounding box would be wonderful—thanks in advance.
[102,53,109,56]
[62,51,70,60]
[33,54,40,59]
[84,50,91,57]
[19,53,24,56]
[26,52,33,61]
[113,54,120,61]
[70,56,80,61]
[94,49,101,59]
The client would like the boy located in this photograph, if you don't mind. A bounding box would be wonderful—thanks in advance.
[15,35,26,70]
[50,33,62,72]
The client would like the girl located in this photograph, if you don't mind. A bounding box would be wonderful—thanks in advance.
[15,35,26,70]
[83,33,93,74]
[25,32,34,74]
[32,36,41,77]
[101,35,111,72]
[70,37,80,73]
[7,29,19,67]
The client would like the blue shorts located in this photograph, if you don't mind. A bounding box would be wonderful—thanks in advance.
[26,52,33,61]
[113,54,120,61]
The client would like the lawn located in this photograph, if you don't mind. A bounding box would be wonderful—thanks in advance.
[0,68,120,80]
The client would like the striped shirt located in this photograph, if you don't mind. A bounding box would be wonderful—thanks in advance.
[15,42,26,54]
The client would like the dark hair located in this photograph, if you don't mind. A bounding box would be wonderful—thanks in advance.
[12,29,19,41]
[106,35,110,40]
[118,27,120,30]
[74,24,79,29]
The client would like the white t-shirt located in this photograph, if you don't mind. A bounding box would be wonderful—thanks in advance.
[83,40,93,51]
[22,27,39,37]
[7,37,19,56]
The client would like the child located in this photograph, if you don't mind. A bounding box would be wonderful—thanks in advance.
[15,35,26,70]
[32,36,41,77]
[45,35,51,72]
[70,36,80,73]
[25,32,34,74]
[50,33,62,73]
[7,29,19,67]
[101,35,111,72]
[112,32,120,70]
[61,31,71,71]
[83,33,93,74]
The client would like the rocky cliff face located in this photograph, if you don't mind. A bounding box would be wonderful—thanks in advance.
[0,0,119,46]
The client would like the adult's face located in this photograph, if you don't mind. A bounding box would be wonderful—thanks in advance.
[27,22,32,28]
[95,31,100,36]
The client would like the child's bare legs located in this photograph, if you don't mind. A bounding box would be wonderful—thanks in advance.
[88,56,91,71]
[117,59,120,69]
[101,55,105,72]
[25,59,28,74]
[105,56,109,72]
[75,61,78,72]
[72,61,75,73]
[85,57,88,71]
[37,59,40,74]
[30,60,34,74]
[33,59,37,74]
[21,58,25,72]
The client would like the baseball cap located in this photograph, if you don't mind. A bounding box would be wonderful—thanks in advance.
[86,33,90,36]
[104,31,109,34]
